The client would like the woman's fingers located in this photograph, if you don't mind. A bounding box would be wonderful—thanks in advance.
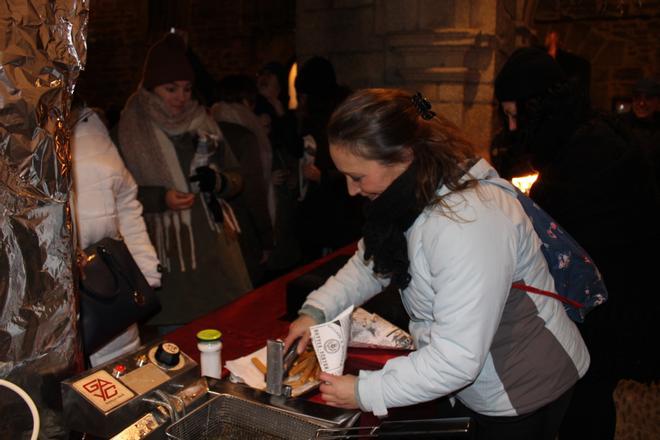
[318,373,359,409]
[282,327,301,351]
[283,314,317,353]
[166,189,195,210]
[319,372,335,383]
[297,331,311,354]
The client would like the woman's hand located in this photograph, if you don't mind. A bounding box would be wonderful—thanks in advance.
[319,373,359,409]
[283,314,317,354]
[302,163,321,183]
[165,189,195,210]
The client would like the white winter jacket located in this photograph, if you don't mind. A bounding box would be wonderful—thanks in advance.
[301,159,589,417]
[72,108,161,366]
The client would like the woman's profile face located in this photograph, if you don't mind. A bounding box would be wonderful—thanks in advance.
[501,101,518,131]
[153,80,193,117]
[330,144,412,200]
[257,72,280,99]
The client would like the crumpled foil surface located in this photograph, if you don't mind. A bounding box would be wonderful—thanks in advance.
[0,0,88,438]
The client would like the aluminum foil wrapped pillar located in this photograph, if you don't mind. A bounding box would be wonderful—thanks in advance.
[0,0,88,438]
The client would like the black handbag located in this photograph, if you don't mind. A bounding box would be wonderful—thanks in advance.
[78,237,161,354]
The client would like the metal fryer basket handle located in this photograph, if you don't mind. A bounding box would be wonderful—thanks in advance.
[313,417,473,439]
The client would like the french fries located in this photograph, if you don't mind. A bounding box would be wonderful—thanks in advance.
[254,347,321,390]
[288,350,314,376]
[251,357,267,374]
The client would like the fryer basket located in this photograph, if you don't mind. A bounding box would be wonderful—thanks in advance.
[165,392,334,440]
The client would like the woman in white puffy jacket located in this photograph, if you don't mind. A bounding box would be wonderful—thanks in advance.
[71,106,161,367]
[284,89,589,440]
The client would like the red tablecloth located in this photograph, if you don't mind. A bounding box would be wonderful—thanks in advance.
[165,243,442,423]
[165,244,366,365]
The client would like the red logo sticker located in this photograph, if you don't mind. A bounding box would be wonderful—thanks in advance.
[82,378,119,401]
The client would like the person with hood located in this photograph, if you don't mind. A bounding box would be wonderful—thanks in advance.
[284,88,589,440]
[116,32,252,332]
[619,77,660,188]
[494,47,660,439]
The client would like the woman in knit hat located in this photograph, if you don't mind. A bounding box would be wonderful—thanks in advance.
[117,32,252,331]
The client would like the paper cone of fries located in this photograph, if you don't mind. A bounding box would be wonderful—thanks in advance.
[310,305,354,375]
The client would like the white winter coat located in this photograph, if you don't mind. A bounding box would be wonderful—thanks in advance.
[72,108,161,366]
[302,159,589,417]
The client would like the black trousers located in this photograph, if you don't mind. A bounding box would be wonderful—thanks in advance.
[452,386,575,440]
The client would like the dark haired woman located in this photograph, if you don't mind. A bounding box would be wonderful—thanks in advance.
[284,88,589,439]
[254,61,304,277]
[116,33,252,331]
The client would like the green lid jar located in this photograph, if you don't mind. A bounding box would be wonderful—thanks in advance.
[197,329,222,379]
[197,329,222,342]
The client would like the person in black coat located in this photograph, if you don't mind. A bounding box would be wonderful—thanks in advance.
[618,78,660,189]
[495,47,660,440]
[254,61,304,277]
[294,56,363,262]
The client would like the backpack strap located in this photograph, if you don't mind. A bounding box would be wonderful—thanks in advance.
[511,283,584,309]
[478,175,607,322]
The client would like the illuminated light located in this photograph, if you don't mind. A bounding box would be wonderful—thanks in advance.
[511,173,539,195]
[112,364,126,378]
[288,62,298,110]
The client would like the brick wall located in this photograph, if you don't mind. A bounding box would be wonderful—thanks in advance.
[78,0,295,125]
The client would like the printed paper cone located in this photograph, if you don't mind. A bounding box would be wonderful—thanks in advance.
[310,305,353,375]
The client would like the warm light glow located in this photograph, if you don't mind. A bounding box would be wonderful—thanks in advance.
[511,173,539,195]
[288,62,298,110]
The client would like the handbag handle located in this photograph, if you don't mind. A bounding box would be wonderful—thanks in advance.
[96,244,148,306]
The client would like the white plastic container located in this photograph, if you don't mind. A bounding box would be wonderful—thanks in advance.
[196,329,222,379]
[189,134,213,193]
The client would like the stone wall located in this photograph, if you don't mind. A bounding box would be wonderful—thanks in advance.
[77,1,656,141]
[296,0,533,156]
[296,0,659,154]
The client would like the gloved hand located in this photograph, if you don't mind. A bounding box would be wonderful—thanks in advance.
[190,166,222,193]
[206,193,224,223]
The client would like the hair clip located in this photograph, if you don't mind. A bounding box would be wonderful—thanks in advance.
[411,92,436,120]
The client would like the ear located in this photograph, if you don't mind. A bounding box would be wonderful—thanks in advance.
[401,146,415,164]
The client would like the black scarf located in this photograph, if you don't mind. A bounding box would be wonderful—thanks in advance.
[362,162,425,290]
